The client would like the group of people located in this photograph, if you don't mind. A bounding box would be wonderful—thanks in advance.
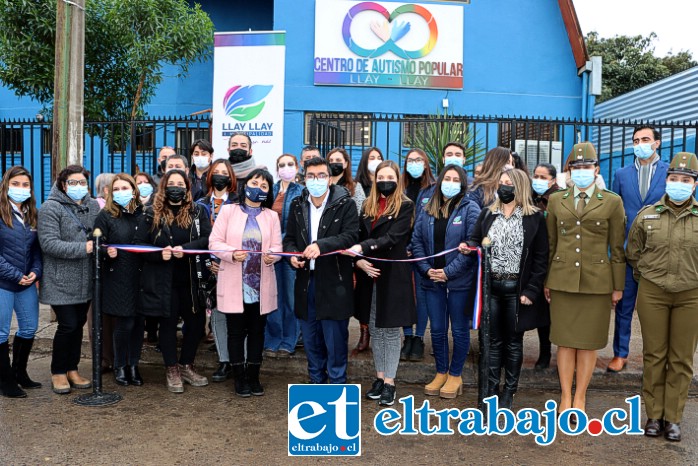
[0,125,696,443]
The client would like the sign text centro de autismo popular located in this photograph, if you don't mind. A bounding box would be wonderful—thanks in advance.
[314,0,464,90]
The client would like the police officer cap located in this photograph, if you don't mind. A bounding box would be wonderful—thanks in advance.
[667,152,698,178]
[566,142,598,167]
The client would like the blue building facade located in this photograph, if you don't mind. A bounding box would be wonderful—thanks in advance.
[1,0,592,185]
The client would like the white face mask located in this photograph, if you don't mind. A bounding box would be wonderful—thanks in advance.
[193,156,210,170]
[367,159,381,173]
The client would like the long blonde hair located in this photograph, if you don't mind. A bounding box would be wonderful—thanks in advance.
[104,173,141,218]
[472,146,512,205]
[489,168,539,216]
[362,160,408,219]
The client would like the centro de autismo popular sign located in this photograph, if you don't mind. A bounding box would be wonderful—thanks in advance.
[314,0,464,89]
[211,32,285,173]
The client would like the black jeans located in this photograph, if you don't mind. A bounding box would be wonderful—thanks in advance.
[51,302,91,375]
[159,284,205,367]
[488,279,524,394]
[226,302,267,366]
[113,316,145,367]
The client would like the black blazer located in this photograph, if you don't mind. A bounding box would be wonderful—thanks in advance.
[468,208,549,332]
[354,200,416,328]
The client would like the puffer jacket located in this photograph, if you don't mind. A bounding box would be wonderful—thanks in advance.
[38,184,100,305]
[0,207,42,293]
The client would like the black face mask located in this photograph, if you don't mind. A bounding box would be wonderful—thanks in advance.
[329,163,345,177]
[497,184,516,204]
[211,174,231,191]
[165,186,186,203]
[159,160,167,172]
[376,181,398,197]
[228,149,251,164]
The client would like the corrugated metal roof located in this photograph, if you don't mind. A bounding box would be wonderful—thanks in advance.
[594,66,698,123]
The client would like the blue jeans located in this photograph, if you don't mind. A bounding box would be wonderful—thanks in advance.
[613,264,638,358]
[425,285,471,376]
[404,270,428,338]
[265,260,300,352]
[299,277,349,384]
[0,285,39,344]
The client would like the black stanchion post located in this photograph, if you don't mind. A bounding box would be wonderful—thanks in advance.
[477,237,492,413]
[74,228,122,407]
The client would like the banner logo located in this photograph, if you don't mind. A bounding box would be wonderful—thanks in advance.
[342,3,437,59]
[223,85,273,122]
[288,384,361,456]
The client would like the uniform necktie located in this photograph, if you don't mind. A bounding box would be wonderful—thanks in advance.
[577,192,587,217]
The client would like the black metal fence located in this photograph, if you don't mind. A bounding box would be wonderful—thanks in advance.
[307,113,698,184]
[0,116,211,201]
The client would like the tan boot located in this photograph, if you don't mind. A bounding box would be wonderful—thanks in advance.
[439,375,463,399]
[166,366,184,394]
[424,373,448,396]
[66,370,91,389]
[51,374,71,394]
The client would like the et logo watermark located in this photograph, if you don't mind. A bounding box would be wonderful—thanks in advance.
[288,384,361,457]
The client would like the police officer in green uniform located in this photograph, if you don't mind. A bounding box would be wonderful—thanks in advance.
[626,151,698,442]
[544,142,626,417]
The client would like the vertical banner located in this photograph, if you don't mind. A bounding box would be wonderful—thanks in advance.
[212,32,286,175]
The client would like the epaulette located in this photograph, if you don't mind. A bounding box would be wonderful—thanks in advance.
[602,189,620,197]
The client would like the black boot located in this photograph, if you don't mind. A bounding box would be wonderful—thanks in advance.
[502,336,524,411]
[212,362,233,382]
[0,342,26,398]
[129,366,144,386]
[114,366,130,386]
[11,336,42,389]
[247,363,264,396]
[409,336,425,361]
[535,326,551,370]
[400,335,413,361]
[232,364,250,397]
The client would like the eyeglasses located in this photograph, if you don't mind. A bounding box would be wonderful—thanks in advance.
[305,174,329,181]
[406,158,424,164]
[66,179,88,186]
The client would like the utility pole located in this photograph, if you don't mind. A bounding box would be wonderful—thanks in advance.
[52,0,86,177]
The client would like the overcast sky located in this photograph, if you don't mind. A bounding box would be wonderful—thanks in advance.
[574,0,698,57]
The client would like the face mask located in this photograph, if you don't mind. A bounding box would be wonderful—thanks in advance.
[193,156,210,170]
[497,184,516,204]
[376,181,398,197]
[367,159,381,173]
[634,142,656,160]
[278,166,298,182]
[440,181,461,199]
[503,164,515,171]
[159,160,167,172]
[138,183,153,198]
[443,156,464,167]
[245,186,268,203]
[165,186,186,203]
[7,187,31,204]
[406,162,425,178]
[570,169,596,189]
[228,149,250,164]
[665,181,694,203]
[113,189,134,208]
[211,174,231,191]
[531,179,550,196]
[306,178,329,198]
[329,163,345,177]
[66,185,88,201]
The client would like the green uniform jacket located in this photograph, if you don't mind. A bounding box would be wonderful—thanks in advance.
[545,187,626,294]
[626,195,698,293]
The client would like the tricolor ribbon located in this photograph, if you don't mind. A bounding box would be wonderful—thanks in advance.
[104,243,484,327]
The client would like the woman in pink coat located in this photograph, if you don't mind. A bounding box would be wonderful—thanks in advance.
[209,168,282,397]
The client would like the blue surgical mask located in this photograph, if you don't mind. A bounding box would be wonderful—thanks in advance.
[306,178,329,198]
[138,183,153,198]
[245,186,268,203]
[7,187,31,204]
[113,189,134,208]
[66,185,88,201]
[665,181,694,203]
[570,169,595,189]
[532,179,550,196]
[406,162,425,178]
[440,181,461,198]
[633,142,655,160]
[444,156,464,167]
